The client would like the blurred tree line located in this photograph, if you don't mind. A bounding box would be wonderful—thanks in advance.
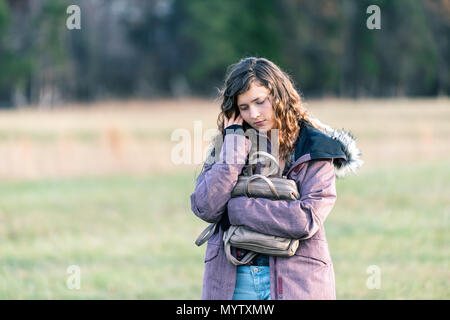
[0,0,448,107]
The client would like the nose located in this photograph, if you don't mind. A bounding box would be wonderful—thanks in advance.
[249,106,260,119]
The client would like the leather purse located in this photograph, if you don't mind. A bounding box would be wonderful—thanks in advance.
[195,151,301,266]
[223,225,300,265]
[231,151,299,201]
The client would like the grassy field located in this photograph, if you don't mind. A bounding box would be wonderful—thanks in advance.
[0,98,448,299]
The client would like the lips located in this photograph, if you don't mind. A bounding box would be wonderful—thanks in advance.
[254,120,265,126]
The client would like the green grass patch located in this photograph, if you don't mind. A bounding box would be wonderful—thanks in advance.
[0,161,448,299]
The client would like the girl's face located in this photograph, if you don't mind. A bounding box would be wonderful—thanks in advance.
[236,82,275,132]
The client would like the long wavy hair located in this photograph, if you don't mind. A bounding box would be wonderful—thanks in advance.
[215,56,320,161]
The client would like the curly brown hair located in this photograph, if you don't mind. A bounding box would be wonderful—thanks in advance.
[216,57,320,161]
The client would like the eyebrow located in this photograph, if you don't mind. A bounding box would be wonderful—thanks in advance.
[238,96,265,108]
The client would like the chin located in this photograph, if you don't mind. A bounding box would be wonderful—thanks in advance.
[256,127,270,133]
[258,123,271,131]
[250,122,271,132]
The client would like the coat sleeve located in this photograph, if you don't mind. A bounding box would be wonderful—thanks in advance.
[227,159,337,239]
[190,133,252,223]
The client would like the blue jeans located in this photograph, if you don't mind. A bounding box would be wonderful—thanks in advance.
[232,266,271,300]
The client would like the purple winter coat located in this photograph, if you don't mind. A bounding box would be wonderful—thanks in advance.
[190,119,363,300]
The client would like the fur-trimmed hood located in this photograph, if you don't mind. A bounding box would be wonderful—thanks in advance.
[298,117,364,178]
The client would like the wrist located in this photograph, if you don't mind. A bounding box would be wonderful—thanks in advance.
[223,124,244,136]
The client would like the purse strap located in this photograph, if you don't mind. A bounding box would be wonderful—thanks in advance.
[194,222,218,246]
[247,151,281,177]
[245,174,280,200]
[223,226,258,266]
[195,224,258,265]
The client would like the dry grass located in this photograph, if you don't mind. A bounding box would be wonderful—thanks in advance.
[0,97,448,180]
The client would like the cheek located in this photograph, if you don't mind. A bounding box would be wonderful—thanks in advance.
[240,111,251,122]
[263,103,274,119]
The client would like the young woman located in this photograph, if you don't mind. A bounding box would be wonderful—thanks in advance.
[190,57,363,300]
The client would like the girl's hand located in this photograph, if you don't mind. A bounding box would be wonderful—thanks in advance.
[224,111,244,128]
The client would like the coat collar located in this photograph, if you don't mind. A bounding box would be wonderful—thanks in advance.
[205,117,363,179]
[286,118,363,178]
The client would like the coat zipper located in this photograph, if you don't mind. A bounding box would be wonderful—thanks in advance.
[273,257,277,300]
[273,256,283,300]
[278,277,283,298]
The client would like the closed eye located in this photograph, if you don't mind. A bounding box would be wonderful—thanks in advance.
[239,97,266,110]
[256,98,266,105]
